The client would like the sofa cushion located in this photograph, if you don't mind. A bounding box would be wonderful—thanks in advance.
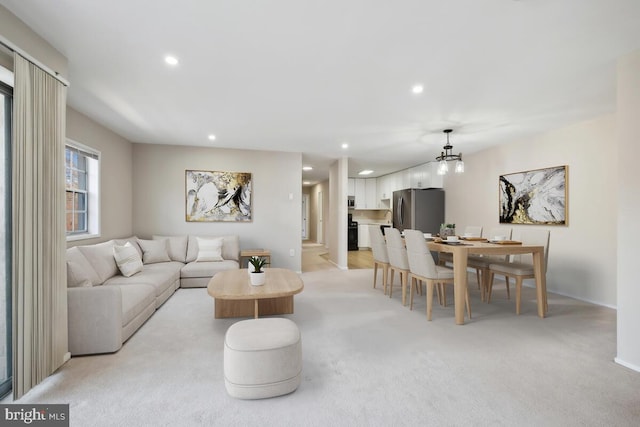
[107,283,155,327]
[114,236,143,258]
[137,238,171,264]
[104,261,183,298]
[77,240,118,284]
[113,242,144,277]
[153,235,188,263]
[196,237,224,262]
[181,260,240,278]
[66,246,102,287]
[186,235,239,263]
[67,262,93,287]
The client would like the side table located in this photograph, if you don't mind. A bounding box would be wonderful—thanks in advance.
[240,249,271,268]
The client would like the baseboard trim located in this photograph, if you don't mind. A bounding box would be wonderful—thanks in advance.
[614,357,640,373]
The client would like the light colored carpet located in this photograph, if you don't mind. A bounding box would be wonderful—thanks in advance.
[13,269,640,426]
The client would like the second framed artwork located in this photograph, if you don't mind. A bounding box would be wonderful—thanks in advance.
[185,170,252,222]
[499,165,567,225]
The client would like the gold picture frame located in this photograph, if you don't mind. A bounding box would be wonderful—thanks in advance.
[499,165,567,225]
[185,170,252,222]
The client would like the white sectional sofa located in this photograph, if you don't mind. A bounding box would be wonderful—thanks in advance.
[66,234,240,356]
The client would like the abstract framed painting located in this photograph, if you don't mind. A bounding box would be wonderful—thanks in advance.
[499,165,567,225]
[185,170,252,222]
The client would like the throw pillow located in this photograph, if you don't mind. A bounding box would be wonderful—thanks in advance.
[196,237,224,262]
[153,235,188,262]
[137,238,171,264]
[67,261,94,287]
[77,240,119,284]
[113,242,144,277]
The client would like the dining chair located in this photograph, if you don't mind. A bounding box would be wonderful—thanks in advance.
[369,226,390,294]
[438,225,483,296]
[467,226,512,301]
[385,227,412,305]
[404,229,471,321]
[487,228,550,314]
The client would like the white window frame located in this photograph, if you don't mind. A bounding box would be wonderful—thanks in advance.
[65,139,100,241]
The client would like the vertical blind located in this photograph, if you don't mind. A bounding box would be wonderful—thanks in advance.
[11,52,67,400]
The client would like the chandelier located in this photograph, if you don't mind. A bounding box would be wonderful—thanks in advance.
[436,129,464,175]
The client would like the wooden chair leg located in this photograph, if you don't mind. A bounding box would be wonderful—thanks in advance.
[441,284,447,307]
[382,265,388,295]
[487,272,495,303]
[373,262,378,289]
[475,268,481,289]
[505,277,511,299]
[409,276,416,310]
[401,271,408,306]
[465,286,472,319]
[426,281,434,320]
[516,277,523,314]
[389,268,394,298]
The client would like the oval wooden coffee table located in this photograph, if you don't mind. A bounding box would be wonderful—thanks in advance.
[207,268,304,319]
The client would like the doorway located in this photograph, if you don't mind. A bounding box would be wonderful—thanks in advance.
[301,194,309,240]
[317,191,323,244]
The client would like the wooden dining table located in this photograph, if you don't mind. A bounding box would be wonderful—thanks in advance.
[427,239,547,325]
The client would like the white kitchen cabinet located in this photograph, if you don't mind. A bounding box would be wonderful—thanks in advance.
[358,224,371,248]
[409,165,424,188]
[427,162,443,188]
[407,163,444,189]
[353,178,378,209]
[377,174,392,200]
[348,178,355,197]
[365,178,377,208]
[354,179,366,209]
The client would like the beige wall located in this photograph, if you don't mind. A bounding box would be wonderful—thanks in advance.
[306,180,330,245]
[66,107,134,246]
[0,5,68,79]
[616,50,640,371]
[131,144,302,272]
[443,114,617,307]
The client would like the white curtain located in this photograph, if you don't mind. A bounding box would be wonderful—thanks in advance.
[12,53,67,400]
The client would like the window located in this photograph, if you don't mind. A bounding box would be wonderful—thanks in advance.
[1,75,13,399]
[65,140,100,240]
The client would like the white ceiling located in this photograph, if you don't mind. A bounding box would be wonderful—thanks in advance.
[3,0,640,184]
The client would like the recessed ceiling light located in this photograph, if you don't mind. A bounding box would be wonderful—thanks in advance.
[302,166,313,171]
[341,143,349,149]
[412,84,424,94]
[358,170,374,176]
[303,181,311,185]
[208,134,216,141]
[165,55,179,66]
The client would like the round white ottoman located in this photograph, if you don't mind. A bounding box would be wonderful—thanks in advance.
[224,317,302,399]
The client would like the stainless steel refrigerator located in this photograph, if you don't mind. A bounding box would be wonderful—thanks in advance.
[392,188,444,234]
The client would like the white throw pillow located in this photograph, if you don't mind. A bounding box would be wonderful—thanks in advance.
[136,238,171,264]
[113,242,144,277]
[196,237,224,262]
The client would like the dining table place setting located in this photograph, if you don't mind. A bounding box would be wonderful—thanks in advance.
[459,236,487,242]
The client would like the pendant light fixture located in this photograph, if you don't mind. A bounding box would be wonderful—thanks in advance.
[435,129,464,175]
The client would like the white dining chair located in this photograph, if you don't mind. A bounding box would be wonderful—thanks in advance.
[404,229,471,321]
[467,226,512,301]
[438,225,484,298]
[487,228,550,314]
[369,226,390,294]
[385,228,412,305]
